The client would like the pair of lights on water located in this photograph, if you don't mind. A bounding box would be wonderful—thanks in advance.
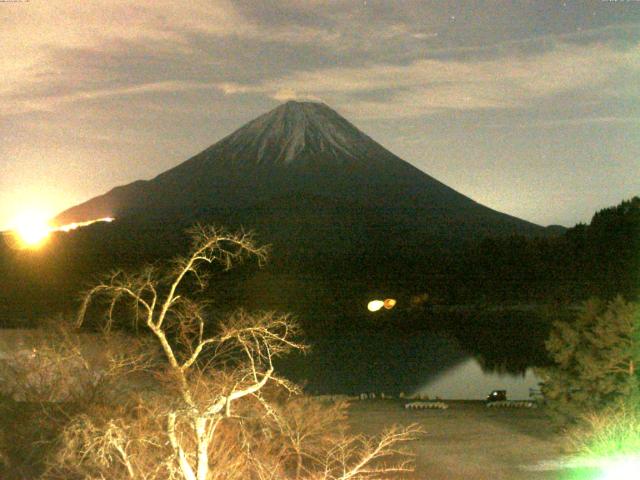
[367,298,396,312]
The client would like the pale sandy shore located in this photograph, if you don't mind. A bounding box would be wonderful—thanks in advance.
[346,400,598,480]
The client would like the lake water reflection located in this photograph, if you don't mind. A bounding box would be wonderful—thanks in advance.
[414,357,541,400]
[289,312,551,397]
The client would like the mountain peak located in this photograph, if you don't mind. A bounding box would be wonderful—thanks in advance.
[280,99,326,108]
[276,99,331,114]
[197,100,390,168]
[54,100,546,241]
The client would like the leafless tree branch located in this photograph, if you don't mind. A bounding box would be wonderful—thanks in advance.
[44,225,419,480]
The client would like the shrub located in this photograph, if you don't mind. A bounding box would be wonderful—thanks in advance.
[537,296,639,424]
[569,401,640,461]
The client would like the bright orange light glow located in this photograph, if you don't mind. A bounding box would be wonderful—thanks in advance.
[5,213,115,249]
[56,217,114,232]
[383,298,397,309]
[11,211,52,248]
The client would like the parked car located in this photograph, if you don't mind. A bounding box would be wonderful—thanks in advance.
[486,390,507,403]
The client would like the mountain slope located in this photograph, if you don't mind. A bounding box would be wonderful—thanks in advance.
[54,101,545,242]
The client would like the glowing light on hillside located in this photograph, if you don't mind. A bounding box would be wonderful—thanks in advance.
[11,211,52,248]
[5,214,115,249]
[56,217,114,232]
[367,298,397,312]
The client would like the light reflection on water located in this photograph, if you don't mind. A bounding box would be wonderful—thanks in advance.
[414,357,541,400]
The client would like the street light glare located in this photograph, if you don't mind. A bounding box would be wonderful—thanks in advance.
[367,300,385,312]
[367,298,397,312]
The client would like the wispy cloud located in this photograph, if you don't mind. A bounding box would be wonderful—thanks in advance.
[2,1,639,120]
[216,41,639,119]
[7,80,220,114]
[0,1,335,115]
[484,116,640,129]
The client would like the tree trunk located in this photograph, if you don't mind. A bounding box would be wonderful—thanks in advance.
[196,417,210,480]
[168,413,197,480]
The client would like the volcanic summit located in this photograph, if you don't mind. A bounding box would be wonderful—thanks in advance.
[55,101,546,244]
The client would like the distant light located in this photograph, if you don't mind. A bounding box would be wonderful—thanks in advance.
[367,300,385,312]
[367,298,397,312]
[10,211,51,248]
[56,217,114,232]
[6,214,115,250]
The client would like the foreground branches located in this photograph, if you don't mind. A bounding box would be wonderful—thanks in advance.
[45,225,419,480]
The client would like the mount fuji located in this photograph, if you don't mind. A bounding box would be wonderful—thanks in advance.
[0,101,567,389]
[55,101,546,245]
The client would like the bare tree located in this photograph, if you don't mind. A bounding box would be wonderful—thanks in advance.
[0,316,155,405]
[45,225,419,480]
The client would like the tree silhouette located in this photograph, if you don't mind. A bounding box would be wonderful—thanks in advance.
[538,296,639,423]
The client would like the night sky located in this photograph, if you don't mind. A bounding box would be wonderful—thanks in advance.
[1,1,639,230]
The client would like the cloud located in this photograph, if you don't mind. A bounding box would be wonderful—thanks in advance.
[6,80,221,114]
[484,116,640,129]
[271,89,322,102]
[0,1,335,115]
[1,1,236,113]
[214,41,639,119]
[2,1,639,121]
